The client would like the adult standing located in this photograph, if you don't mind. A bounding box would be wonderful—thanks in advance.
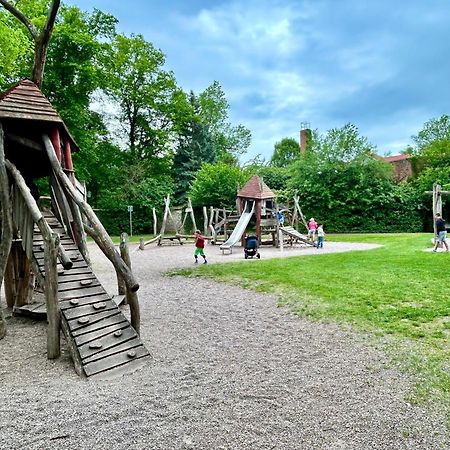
[433,213,449,252]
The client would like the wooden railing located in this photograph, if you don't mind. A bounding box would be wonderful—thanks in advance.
[5,160,61,359]
[42,134,140,334]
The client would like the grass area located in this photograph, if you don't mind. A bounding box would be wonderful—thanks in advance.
[174,233,450,410]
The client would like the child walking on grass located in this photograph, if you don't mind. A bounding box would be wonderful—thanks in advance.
[317,224,325,249]
[194,230,207,264]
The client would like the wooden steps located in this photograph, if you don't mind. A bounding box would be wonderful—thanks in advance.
[32,211,151,378]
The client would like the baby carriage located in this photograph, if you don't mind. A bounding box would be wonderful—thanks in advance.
[244,235,260,259]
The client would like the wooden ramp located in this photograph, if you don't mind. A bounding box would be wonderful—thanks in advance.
[32,210,151,379]
[280,226,314,246]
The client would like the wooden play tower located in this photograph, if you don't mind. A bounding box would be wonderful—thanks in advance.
[0,80,150,378]
[237,175,276,243]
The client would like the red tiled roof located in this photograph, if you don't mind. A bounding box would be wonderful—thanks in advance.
[237,175,276,200]
[383,154,410,162]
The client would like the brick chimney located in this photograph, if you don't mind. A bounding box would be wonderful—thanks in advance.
[300,122,311,155]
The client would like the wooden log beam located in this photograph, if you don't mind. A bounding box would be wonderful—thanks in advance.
[57,244,73,270]
[6,133,43,151]
[43,134,139,293]
[120,233,140,334]
[141,234,161,246]
[203,206,208,235]
[152,207,157,236]
[0,122,13,339]
[44,231,60,358]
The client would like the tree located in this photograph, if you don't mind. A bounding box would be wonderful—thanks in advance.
[270,137,300,168]
[309,123,375,163]
[0,9,31,88]
[103,33,190,161]
[173,92,216,203]
[189,162,247,208]
[287,124,421,232]
[44,6,117,184]
[198,81,251,162]
[0,0,61,87]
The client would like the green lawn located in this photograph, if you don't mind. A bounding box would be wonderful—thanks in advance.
[174,233,450,410]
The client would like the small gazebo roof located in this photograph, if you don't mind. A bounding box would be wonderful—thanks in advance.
[237,175,276,200]
[0,79,79,151]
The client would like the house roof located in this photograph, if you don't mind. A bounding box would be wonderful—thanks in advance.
[237,175,276,200]
[0,79,79,151]
[383,154,410,163]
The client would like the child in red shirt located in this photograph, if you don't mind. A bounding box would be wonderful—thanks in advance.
[194,230,207,264]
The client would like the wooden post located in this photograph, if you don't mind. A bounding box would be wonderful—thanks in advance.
[50,127,61,161]
[223,207,227,239]
[208,206,214,229]
[203,207,208,235]
[139,238,145,250]
[0,122,13,339]
[44,231,60,358]
[119,233,129,305]
[120,233,140,334]
[255,200,262,244]
[158,194,170,245]
[13,244,34,308]
[63,139,75,183]
[152,207,157,236]
[116,267,126,295]
[4,249,16,308]
[187,198,197,232]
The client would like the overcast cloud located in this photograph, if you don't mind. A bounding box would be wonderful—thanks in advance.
[67,0,450,161]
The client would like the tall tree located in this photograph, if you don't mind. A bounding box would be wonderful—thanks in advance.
[173,92,216,203]
[270,137,300,168]
[103,33,190,161]
[0,0,60,87]
[198,81,251,163]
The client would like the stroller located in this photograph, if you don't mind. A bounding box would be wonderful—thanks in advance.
[244,235,260,259]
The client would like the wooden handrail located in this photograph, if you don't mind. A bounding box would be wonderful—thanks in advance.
[5,159,60,358]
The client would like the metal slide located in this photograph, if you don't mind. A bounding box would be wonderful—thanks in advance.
[220,202,255,253]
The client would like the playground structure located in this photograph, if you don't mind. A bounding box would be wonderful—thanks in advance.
[138,180,314,254]
[220,177,314,253]
[0,80,150,378]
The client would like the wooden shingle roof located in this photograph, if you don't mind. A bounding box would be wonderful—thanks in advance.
[0,79,62,123]
[0,79,79,151]
[237,175,276,200]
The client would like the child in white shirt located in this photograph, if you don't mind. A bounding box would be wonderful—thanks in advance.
[317,224,325,248]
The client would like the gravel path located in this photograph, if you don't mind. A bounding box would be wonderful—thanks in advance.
[0,241,449,450]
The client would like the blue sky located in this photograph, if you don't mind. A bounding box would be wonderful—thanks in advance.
[66,0,450,161]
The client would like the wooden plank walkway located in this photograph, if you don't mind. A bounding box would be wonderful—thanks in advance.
[280,226,314,246]
[30,210,151,379]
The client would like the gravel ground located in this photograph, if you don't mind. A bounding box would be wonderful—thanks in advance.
[0,241,449,450]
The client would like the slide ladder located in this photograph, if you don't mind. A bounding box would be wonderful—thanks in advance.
[220,202,255,254]
[280,226,314,246]
[32,210,151,379]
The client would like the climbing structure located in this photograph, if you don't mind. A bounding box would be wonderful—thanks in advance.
[0,80,150,378]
